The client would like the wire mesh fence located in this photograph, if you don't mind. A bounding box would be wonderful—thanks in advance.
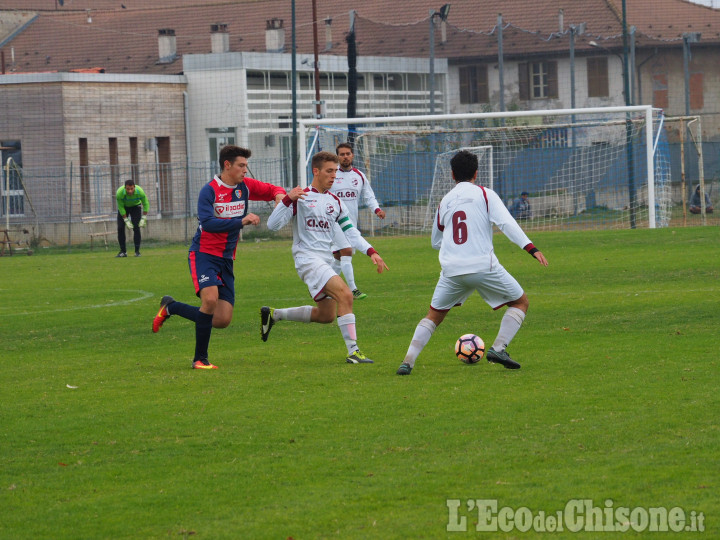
[0,158,291,253]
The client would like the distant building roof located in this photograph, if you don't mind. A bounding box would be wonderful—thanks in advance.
[1,0,718,75]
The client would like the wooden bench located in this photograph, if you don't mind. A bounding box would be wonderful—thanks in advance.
[82,214,115,250]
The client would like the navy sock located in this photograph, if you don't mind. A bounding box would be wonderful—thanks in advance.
[194,311,213,361]
[168,301,200,322]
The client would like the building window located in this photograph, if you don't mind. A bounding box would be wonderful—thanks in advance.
[0,140,23,217]
[109,138,119,203]
[129,137,139,184]
[79,138,90,213]
[156,136,172,215]
[518,61,558,100]
[690,72,704,110]
[587,57,609,97]
[207,129,236,172]
[459,65,489,104]
[652,73,668,109]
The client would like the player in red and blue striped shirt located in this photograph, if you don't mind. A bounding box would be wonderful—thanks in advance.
[152,145,286,369]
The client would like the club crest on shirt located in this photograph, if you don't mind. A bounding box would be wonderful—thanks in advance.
[351,178,359,187]
[235,189,243,199]
[325,203,336,215]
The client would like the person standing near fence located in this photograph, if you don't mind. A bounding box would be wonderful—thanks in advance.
[116,179,149,257]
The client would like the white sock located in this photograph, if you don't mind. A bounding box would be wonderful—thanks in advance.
[340,256,357,291]
[274,306,313,323]
[337,313,358,354]
[492,307,526,351]
[403,318,437,368]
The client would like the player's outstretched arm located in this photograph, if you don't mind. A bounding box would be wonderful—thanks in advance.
[369,252,389,273]
[532,250,548,267]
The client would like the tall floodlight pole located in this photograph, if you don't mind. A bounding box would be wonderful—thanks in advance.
[569,23,585,118]
[291,0,298,186]
[682,32,702,218]
[629,25,636,105]
[429,9,436,114]
[429,4,450,114]
[569,23,584,217]
[311,0,322,119]
[683,32,701,116]
[621,0,636,228]
[346,11,358,147]
[497,13,505,113]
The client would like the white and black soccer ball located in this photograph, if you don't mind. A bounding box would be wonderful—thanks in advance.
[455,334,485,364]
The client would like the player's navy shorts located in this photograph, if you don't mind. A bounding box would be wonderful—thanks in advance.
[188,251,235,305]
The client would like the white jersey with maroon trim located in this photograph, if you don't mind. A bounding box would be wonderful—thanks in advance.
[330,167,380,227]
[432,182,532,277]
[267,187,373,262]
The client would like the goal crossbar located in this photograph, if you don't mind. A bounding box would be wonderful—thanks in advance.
[299,106,657,228]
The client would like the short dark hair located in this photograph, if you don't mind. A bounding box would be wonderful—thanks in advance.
[336,142,353,154]
[124,179,135,187]
[521,191,529,196]
[219,145,251,171]
[311,151,339,171]
[450,150,478,182]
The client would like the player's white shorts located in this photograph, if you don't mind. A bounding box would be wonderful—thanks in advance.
[295,255,337,301]
[430,259,524,311]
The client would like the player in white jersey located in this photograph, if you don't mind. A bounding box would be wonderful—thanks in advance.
[329,142,386,300]
[396,150,548,375]
[261,151,389,364]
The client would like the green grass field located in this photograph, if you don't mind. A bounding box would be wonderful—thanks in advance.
[2,227,718,539]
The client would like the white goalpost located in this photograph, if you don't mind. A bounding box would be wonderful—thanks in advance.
[299,106,665,235]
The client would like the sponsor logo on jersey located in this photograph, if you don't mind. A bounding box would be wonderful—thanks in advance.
[214,200,246,217]
[335,191,357,199]
[305,217,331,231]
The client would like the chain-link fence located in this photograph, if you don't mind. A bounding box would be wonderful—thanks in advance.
[0,157,291,253]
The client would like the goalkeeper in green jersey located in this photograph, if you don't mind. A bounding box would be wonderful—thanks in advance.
[116,180,149,257]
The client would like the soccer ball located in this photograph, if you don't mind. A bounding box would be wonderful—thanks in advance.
[455,334,485,364]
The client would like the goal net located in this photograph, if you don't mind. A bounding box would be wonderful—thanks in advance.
[426,146,493,228]
[301,106,670,235]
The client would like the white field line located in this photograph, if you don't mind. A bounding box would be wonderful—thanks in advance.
[0,289,155,316]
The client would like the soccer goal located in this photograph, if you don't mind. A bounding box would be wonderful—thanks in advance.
[426,146,494,229]
[300,106,670,235]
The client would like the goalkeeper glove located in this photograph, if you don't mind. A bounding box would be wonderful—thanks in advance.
[124,217,133,230]
[139,216,147,228]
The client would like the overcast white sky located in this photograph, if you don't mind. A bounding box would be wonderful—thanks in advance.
[688,0,720,7]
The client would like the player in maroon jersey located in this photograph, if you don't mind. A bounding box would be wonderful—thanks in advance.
[329,142,386,299]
